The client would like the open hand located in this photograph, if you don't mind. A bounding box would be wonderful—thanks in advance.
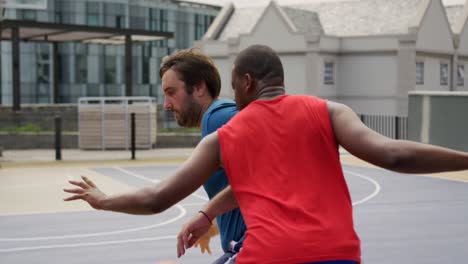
[177,212,213,257]
[63,176,107,210]
[193,222,219,254]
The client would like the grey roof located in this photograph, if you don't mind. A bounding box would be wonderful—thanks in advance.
[217,4,324,40]
[289,0,425,37]
[445,4,464,33]
[282,7,324,35]
[218,6,264,41]
[217,0,468,39]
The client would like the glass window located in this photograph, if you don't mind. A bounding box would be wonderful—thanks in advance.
[194,14,204,40]
[160,9,168,31]
[37,45,50,84]
[149,8,158,30]
[440,63,449,86]
[116,15,125,28]
[76,55,87,83]
[86,2,100,26]
[20,10,37,20]
[416,62,424,85]
[458,64,465,86]
[142,46,150,84]
[324,62,334,85]
[104,56,116,84]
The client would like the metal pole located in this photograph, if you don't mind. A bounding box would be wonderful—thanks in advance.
[360,114,365,124]
[55,115,62,161]
[131,112,136,160]
[125,34,132,97]
[12,25,20,111]
[395,116,400,140]
[53,42,59,104]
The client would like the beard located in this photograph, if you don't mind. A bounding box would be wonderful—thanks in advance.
[174,95,202,127]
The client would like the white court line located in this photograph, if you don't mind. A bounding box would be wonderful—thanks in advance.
[0,167,379,252]
[179,202,206,207]
[0,167,189,242]
[0,206,186,242]
[344,169,381,206]
[114,166,209,201]
[0,236,176,253]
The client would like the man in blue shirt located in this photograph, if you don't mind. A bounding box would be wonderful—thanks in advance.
[158,49,246,262]
[64,49,245,263]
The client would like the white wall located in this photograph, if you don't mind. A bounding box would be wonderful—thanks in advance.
[337,98,401,115]
[415,55,451,91]
[416,0,454,53]
[316,54,338,98]
[238,4,306,52]
[334,53,399,115]
[281,54,307,94]
[455,58,468,91]
[458,20,468,55]
[337,54,398,97]
[212,57,234,99]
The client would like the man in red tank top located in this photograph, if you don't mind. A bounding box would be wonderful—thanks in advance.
[175,45,468,263]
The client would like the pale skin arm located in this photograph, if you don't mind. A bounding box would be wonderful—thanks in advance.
[63,132,221,215]
[327,101,468,173]
[177,186,238,257]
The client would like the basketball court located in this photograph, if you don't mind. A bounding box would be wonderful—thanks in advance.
[1,154,468,264]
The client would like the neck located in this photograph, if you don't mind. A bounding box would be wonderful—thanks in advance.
[196,97,215,128]
[255,85,285,101]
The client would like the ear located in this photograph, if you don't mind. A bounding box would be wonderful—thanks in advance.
[243,73,255,93]
[192,81,208,97]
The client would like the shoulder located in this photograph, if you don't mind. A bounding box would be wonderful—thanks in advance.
[202,99,239,136]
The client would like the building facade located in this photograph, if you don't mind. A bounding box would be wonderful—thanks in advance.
[198,0,468,116]
[0,0,220,105]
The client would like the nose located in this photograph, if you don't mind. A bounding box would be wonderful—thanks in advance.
[164,97,172,111]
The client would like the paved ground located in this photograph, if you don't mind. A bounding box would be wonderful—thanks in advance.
[1,149,468,263]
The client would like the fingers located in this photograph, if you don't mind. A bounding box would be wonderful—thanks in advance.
[68,180,89,189]
[205,245,212,255]
[177,228,187,258]
[63,188,85,194]
[200,244,205,254]
[187,235,198,249]
[82,176,97,188]
[63,194,83,201]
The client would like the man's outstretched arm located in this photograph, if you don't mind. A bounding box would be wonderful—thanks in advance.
[328,101,468,174]
[63,132,222,215]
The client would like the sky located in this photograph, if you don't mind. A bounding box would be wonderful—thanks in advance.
[185,0,467,7]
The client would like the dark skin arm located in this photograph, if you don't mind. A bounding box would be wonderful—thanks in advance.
[328,101,468,174]
[63,132,222,215]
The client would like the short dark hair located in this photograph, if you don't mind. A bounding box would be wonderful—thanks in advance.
[233,45,284,87]
[159,49,221,98]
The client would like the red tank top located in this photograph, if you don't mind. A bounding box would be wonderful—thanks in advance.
[218,95,361,264]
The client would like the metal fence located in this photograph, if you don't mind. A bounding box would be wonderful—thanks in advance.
[359,114,408,140]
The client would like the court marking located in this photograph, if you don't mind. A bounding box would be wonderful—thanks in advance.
[0,236,177,253]
[114,166,209,201]
[0,166,380,252]
[0,205,186,242]
[0,166,189,242]
[345,169,381,206]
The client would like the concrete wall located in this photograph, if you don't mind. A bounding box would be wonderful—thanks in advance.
[0,105,78,131]
[0,133,201,149]
[415,0,454,54]
[415,54,452,91]
[408,91,468,152]
[336,53,399,115]
[0,105,201,149]
[281,54,307,95]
